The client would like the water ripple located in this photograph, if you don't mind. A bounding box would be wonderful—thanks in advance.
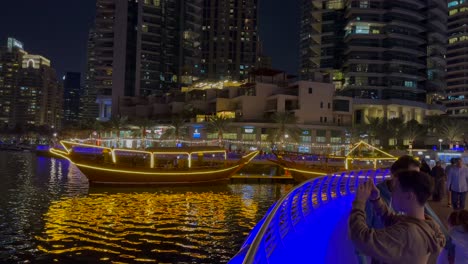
[0,152,292,263]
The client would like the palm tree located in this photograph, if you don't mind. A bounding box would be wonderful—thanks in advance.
[132,118,155,139]
[267,112,301,150]
[402,120,426,148]
[387,117,405,147]
[206,115,232,146]
[424,115,444,136]
[161,115,187,142]
[365,116,383,145]
[108,116,128,139]
[439,118,466,148]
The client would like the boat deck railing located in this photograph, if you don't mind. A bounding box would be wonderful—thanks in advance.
[237,169,391,264]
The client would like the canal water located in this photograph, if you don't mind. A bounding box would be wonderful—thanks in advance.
[0,151,292,263]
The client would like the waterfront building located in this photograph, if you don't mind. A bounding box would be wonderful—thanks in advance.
[0,38,63,130]
[445,0,468,117]
[299,0,447,124]
[84,0,204,121]
[200,0,258,81]
[83,0,258,121]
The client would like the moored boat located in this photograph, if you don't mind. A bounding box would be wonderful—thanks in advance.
[268,157,328,183]
[50,141,259,185]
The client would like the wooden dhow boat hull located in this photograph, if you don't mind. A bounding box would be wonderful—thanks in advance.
[75,163,246,185]
[50,141,258,185]
[268,158,327,183]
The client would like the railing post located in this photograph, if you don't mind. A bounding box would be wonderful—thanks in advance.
[285,190,297,233]
[346,171,355,195]
[318,176,329,204]
[336,172,346,197]
[327,174,337,200]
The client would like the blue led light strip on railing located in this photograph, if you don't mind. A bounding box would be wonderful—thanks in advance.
[235,169,391,264]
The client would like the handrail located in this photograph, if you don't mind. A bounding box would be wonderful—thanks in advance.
[240,169,391,264]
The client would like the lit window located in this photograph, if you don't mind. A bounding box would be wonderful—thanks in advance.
[356,25,370,34]
[448,1,460,8]
[404,81,416,88]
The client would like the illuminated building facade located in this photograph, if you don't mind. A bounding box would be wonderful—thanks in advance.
[84,0,204,121]
[300,0,447,114]
[0,38,63,129]
[445,0,468,116]
[0,38,25,128]
[201,0,258,81]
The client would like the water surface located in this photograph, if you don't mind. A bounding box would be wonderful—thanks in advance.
[0,152,291,263]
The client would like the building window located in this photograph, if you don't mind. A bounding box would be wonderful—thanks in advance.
[355,25,370,34]
[326,0,344,9]
[328,102,331,109]
[309,87,313,94]
[330,131,342,143]
[242,134,256,141]
[324,117,327,123]
[359,1,369,8]
[320,117,323,123]
[320,101,323,108]
[316,130,326,143]
[404,81,416,88]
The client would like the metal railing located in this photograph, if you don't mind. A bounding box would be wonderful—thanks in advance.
[240,169,391,264]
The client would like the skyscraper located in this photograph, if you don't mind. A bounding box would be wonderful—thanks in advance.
[0,38,63,129]
[0,38,25,129]
[201,0,258,81]
[63,72,81,123]
[445,0,468,117]
[84,0,204,120]
[81,0,115,121]
[300,0,447,105]
[80,29,101,120]
[84,0,258,120]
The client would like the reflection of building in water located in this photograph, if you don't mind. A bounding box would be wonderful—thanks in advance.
[36,190,262,262]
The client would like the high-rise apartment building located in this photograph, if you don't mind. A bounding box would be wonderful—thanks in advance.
[63,72,81,123]
[85,0,203,120]
[201,0,258,81]
[300,0,447,125]
[83,0,258,120]
[0,38,25,128]
[300,0,447,106]
[80,29,100,120]
[0,38,63,129]
[445,0,468,117]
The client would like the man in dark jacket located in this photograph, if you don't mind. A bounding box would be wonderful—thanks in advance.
[421,159,431,174]
[431,161,445,202]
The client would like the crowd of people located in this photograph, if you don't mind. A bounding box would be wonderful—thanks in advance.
[348,155,468,264]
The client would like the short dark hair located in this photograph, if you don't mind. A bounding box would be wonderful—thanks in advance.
[391,155,421,174]
[394,170,432,206]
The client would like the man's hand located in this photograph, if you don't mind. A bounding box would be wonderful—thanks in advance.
[369,180,380,201]
[355,180,380,202]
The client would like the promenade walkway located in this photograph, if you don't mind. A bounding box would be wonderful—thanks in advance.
[429,195,467,228]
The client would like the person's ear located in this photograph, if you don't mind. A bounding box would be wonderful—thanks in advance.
[406,192,414,202]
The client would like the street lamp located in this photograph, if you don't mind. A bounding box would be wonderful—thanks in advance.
[438,139,443,151]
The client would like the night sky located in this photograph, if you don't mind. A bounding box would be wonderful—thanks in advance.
[0,0,300,79]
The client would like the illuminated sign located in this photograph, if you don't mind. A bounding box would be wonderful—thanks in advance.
[243,127,256,134]
[302,130,311,136]
[193,129,201,139]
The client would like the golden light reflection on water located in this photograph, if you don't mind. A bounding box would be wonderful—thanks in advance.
[37,190,260,263]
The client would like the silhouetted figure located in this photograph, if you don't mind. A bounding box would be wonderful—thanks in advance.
[421,159,431,174]
[431,161,445,202]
